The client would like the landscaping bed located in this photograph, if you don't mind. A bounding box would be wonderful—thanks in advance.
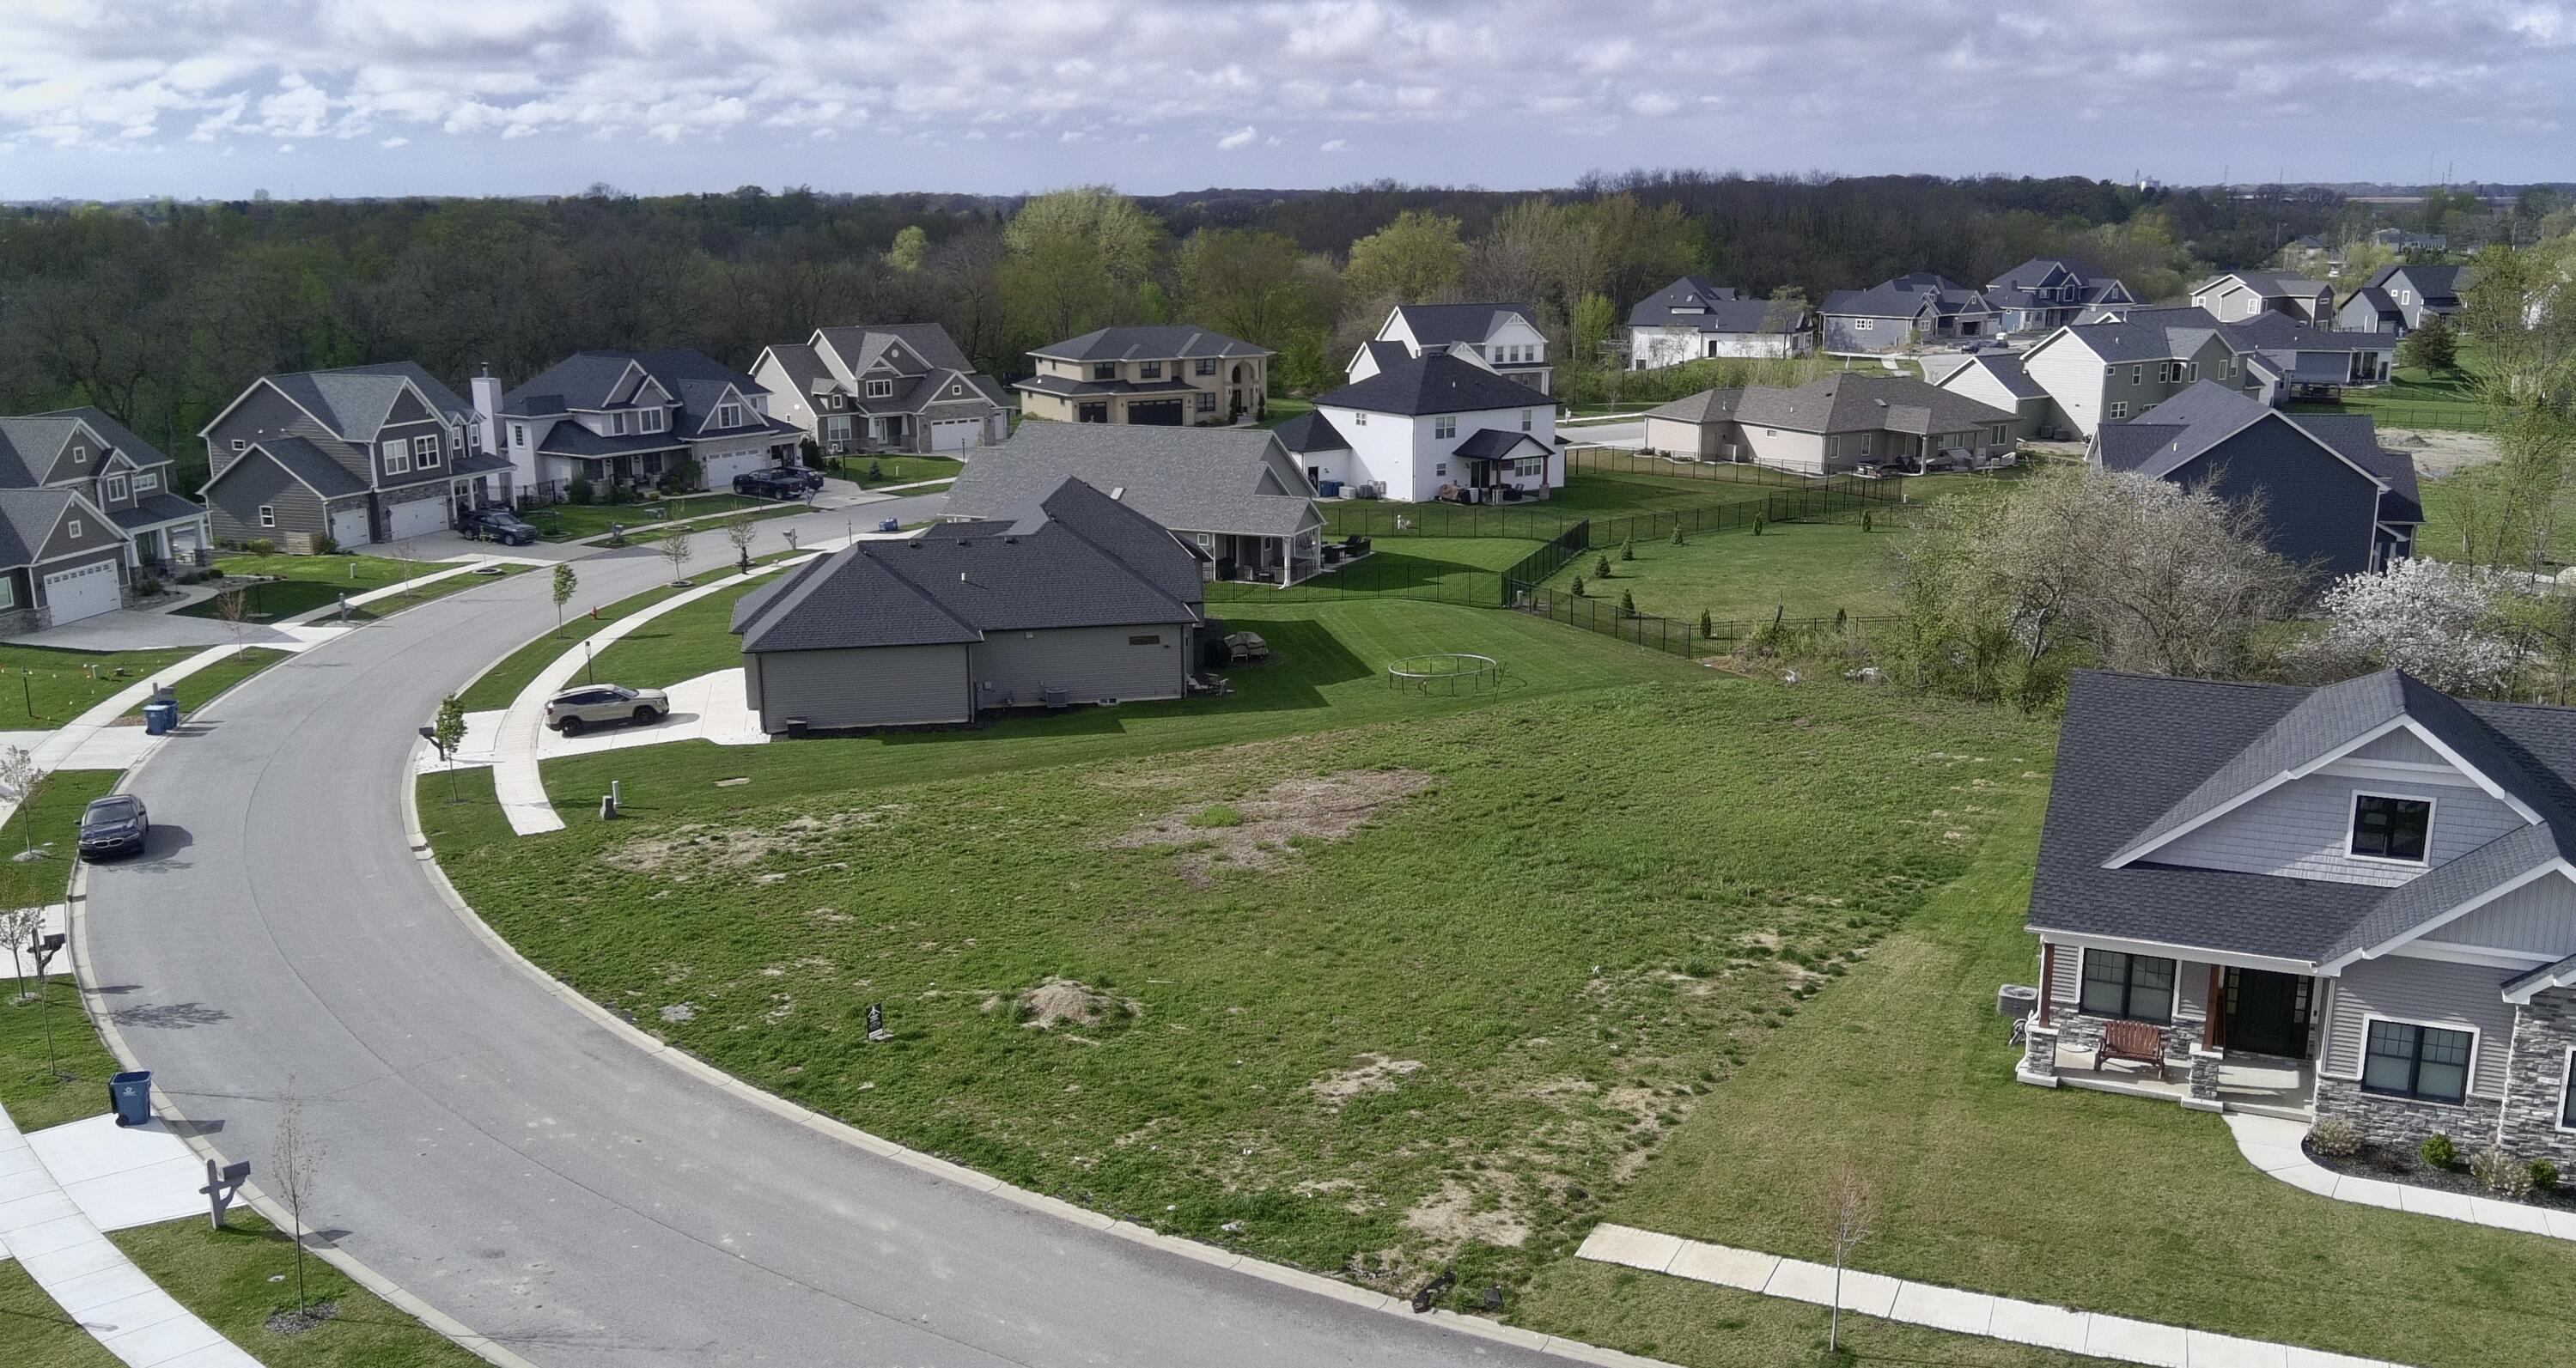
[424,603,2046,1304]
[2305,1136,2576,1212]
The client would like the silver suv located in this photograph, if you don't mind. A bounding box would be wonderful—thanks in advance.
[544,684,669,735]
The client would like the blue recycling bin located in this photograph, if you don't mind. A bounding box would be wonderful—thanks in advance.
[143,702,177,736]
[1319,479,1343,497]
[877,518,899,533]
[109,1070,152,1127]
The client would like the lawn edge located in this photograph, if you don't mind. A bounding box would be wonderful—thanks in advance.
[393,743,1685,1367]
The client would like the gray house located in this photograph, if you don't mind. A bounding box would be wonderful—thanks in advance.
[729,477,1203,733]
[1641,374,2016,476]
[1982,306,2396,439]
[1982,257,2136,334]
[946,422,1327,586]
[201,362,513,550]
[0,405,210,583]
[2345,264,2472,335]
[1819,274,2001,354]
[2189,271,2336,325]
[2022,666,2576,1175]
[1625,277,1814,367]
[486,350,803,502]
[749,323,1008,455]
[2090,381,2421,581]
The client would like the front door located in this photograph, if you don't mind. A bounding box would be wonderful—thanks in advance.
[2223,969,2314,1058]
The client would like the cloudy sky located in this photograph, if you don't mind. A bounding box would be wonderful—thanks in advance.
[2,0,2571,201]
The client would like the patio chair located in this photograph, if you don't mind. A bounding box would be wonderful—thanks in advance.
[2093,1019,2170,1082]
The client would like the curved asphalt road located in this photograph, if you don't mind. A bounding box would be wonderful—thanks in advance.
[80,498,1585,1367]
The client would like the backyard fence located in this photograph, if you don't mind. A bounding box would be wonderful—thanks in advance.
[1503,582,1903,661]
[1563,446,1904,504]
[2285,402,2491,433]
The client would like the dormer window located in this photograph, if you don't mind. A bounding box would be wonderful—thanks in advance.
[866,379,893,399]
[2350,793,2432,863]
[106,473,130,502]
[642,408,663,434]
[716,403,742,429]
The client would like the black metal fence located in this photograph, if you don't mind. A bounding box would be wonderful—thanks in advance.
[1563,445,1904,503]
[1503,583,1903,660]
[2283,401,2489,433]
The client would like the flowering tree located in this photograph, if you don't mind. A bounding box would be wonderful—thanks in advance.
[2305,557,2527,696]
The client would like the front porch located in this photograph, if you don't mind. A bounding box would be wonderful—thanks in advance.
[2016,945,2322,1122]
[2030,1039,2317,1122]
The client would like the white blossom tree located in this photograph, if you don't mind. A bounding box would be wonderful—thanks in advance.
[2302,557,2530,696]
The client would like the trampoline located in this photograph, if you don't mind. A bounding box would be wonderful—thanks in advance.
[1386,653,1503,696]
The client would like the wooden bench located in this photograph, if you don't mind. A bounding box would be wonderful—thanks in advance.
[2095,1019,2170,1082]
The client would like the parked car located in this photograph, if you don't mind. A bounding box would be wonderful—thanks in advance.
[457,507,540,546]
[762,464,825,494]
[733,471,805,500]
[77,794,149,860]
[544,684,670,736]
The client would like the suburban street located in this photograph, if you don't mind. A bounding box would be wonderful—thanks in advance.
[74,493,1588,1367]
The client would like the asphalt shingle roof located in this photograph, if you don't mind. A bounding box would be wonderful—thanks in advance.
[269,362,474,442]
[0,488,74,568]
[1628,275,1803,334]
[1314,352,1552,416]
[109,493,211,530]
[1451,429,1550,461]
[1030,326,1270,362]
[1390,303,1537,348]
[245,436,370,499]
[945,422,1323,538]
[1269,410,1350,454]
[1646,375,2013,436]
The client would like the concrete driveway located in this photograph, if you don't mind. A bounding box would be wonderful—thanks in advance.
[77,489,1606,1367]
[3,608,296,652]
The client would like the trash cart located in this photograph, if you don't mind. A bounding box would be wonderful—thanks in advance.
[143,701,178,736]
[877,518,899,533]
[109,1070,153,1127]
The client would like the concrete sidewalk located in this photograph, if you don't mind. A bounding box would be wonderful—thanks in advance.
[1576,1223,2402,1368]
[2225,1113,2576,1240]
[1,1097,259,1368]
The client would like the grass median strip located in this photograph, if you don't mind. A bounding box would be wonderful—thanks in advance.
[1,976,126,1132]
[113,1213,486,1366]
[0,769,119,911]
[123,648,294,719]
[0,1256,116,1366]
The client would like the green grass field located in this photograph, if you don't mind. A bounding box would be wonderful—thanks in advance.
[0,643,206,727]
[825,454,964,488]
[454,581,705,712]
[179,555,520,622]
[582,575,774,690]
[1525,783,2576,1368]
[1543,520,1907,627]
[0,976,125,1131]
[114,1213,485,1367]
[0,1254,114,1366]
[428,599,2050,1300]
[1215,537,1547,606]
[2287,353,2490,433]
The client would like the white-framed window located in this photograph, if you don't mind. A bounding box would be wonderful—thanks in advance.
[1354,412,1367,426]
[2349,792,2433,863]
[2107,401,2129,421]
[2077,949,2177,1022]
[2187,363,2199,381]
[1854,319,1874,331]
[2361,1016,2474,1105]
[1434,463,1447,477]
[106,473,129,502]
[2131,365,2143,384]
[257,505,277,528]
[826,416,851,442]
[1195,532,1214,547]
[71,445,88,465]
[134,472,157,493]
[2398,289,2414,306]
[866,379,893,399]
[231,438,247,453]
[1434,416,1457,439]
[66,518,82,538]
[1521,409,1532,432]
[414,435,441,469]
[1141,361,1163,380]
[610,410,630,435]
[717,403,742,429]
[642,408,664,433]
[381,439,410,474]
[512,423,528,447]
[0,580,14,611]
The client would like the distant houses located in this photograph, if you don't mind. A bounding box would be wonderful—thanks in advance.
[1306,352,1562,503]
[1980,258,2136,334]
[1356,303,1555,395]
[750,324,1007,455]
[1014,326,1270,427]
[1819,274,2000,354]
[488,350,802,502]
[1625,277,1814,368]
[2189,271,2336,325]
[2336,264,2472,336]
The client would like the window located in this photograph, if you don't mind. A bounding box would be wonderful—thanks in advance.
[2350,793,2432,862]
[415,435,441,469]
[717,403,742,429]
[66,519,82,538]
[1195,392,1215,413]
[106,473,129,502]
[866,379,894,399]
[0,580,13,610]
[1093,362,1117,381]
[134,472,157,493]
[1141,361,1162,380]
[2078,950,2176,1021]
[642,408,663,433]
[1521,409,1532,432]
[1434,463,1448,477]
[1854,319,1874,331]
[826,416,851,441]
[1434,416,1457,439]
[257,505,277,528]
[611,411,630,435]
[1195,532,1215,547]
[2131,365,2143,384]
[2363,1019,2471,1104]
[231,438,247,453]
[1354,411,1367,426]
[2107,401,2129,421]
[382,439,410,474]
[512,423,528,447]
[1127,634,1163,647]
[2187,363,2199,382]
[1195,357,1215,376]
[2561,1050,2576,1130]
[72,445,88,465]
[2397,289,2414,306]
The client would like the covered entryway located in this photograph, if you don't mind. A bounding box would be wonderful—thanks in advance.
[41,560,123,624]
[1126,399,1184,427]
[929,419,981,451]
[2219,969,2315,1058]
[330,504,372,548]
[386,495,449,542]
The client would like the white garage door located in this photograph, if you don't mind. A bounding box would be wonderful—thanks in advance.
[41,561,122,625]
[386,495,451,542]
[330,504,371,548]
[700,448,768,489]
[929,420,983,452]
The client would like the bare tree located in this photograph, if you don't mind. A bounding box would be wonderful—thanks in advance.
[0,746,47,859]
[270,1076,327,1318]
[660,524,696,586]
[723,512,759,573]
[1,903,44,1003]
[1823,1164,1876,1356]
[215,586,251,660]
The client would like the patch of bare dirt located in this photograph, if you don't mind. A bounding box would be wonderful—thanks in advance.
[2385,427,2497,477]
[1111,769,1440,881]
[600,806,904,881]
[1018,977,1137,1031]
[1309,1053,1423,1109]
[1403,1177,1531,1249]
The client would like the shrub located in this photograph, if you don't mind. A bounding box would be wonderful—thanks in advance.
[1593,555,1612,579]
[313,536,338,556]
[1618,535,1635,562]
[133,574,161,597]
[2420,1132,2457,1170]
[568,477,595,505]
[1671,525,1685,546]
[868,458,885,481]
[1699,609,1714,639]
[1860,511,1874,533]
[1618,589,1635,618]
[2532,1160,2560,1191]
[2306,1115,2364,1158]
[244,538,275,556]
[2472,1144,2533,1198]
[1569,576,1586,597]
[1752,514,1766,536]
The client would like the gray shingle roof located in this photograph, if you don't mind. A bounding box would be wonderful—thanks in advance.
[2197,271,2329,299]
[816,322,975,376]
[2366,264,2471,301]
[733,477,1200,654]
[503,350,795,443]
[1647,375,2013,436]
[242,436,369,499]
[1269,410,1350,454]
[1390,303,1538,348]
[945,422,1323,538]
[1942,352,2047,401]
[1450,429,1550,462]
[269,362,474,442]
[1314,352,1551,416]
[110,493,210,531]
[0,488,76,568]
[2098,385,2418,524]
[1629,276,1803,334]
[31,406,172,469]
[1030,326,1270,362]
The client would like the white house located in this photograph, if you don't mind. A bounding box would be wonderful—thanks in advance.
[1349,303,1553,395]
[1299,353,1561,503]
[1625,276,1814,368]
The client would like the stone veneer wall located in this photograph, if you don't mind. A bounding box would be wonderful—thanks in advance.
[2050,1011,2196,1062]
[2313,1074,2502,1152]
[2498,988,2576,1168]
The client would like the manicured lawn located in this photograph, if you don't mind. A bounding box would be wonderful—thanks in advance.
[177,553,449,621]
[525,492,767,543]
[0,1253,114,1366]
[0,643,204,727]
[1254,395,1316,429]
[1216,537,1546,606]
[618,502,809,548]
[454,581,706,712]
[582,575,775,690]
[2287,356,2490,433]
[823,453,964,488]
[429,603,2051,1298]
[343,563,527,621]
[2414,465,2576,568]
[0,769,121,912]
[0,976,125,1132]
[1544,520,1907,627]
[115,1213,487,1367]
[1534,783,2576,1368]
[1544,469,1784,517]
[123,648,293,719]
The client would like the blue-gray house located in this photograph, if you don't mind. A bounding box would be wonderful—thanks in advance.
[2088,381,2421,582]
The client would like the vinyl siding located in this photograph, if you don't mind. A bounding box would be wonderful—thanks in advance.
[208,384,368,485]
[967,623,1189,710]
[1822,313,1915,354]
[1643,416,1714,457]
[2427,873,2576,958]
[1933,366,2038,436]
[2170,417,2383,581]
[2023,335,2109,435]
[2153,772,2526,886]
[2320,954,2513,1097]
[204,452,332,544]
[35,505,125,565]
[747,643,971,731]
[1739,425,1828,475]
[2348,729,2445,764]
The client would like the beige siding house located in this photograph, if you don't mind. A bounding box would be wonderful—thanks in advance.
[1642,374,2016,476]
[1015,325,1270,427]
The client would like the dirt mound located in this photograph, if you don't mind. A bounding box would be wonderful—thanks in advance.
[1018,977,1136,1031]
[1309,1053,1423,1109]
[600,806,903,881]
[1111,769,1439,881]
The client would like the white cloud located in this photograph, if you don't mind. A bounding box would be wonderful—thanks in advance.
[1627,91,1681,119]
[1320,138,1349,153]
[1217,124,1257,150]
[381,135,409,147]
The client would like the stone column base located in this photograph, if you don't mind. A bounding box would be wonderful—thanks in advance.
[2017,1024,2061,1086]
[2183,1046,2226,1112]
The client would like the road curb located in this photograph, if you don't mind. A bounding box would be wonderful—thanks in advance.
[397,745,1684,1366]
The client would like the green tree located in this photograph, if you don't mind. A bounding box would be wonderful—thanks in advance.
[2397,313,2457,374]
[1177,228,1327,350]
[885,225,929,272]
[1343,210,1468,303]
[1001,187,1166,341]
[432,695,468,802]
[551,562,577,635]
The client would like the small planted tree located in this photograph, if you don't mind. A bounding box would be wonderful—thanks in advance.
[1671,525,1685,546]
[1699,608,1714,640]
[724,512,760,574]
[432,696,468,803]
[1822,1164,1876,1356]
[1618,535,1635,562]
[1617,589,1635,618]
[1593,554,1612,579]
[271,1077,326,1322]
[661,525,695,586]
[2,903,44,1003]
[216,586,251,659]
[550,563,577,636]
[1752,514,1767,536]
[0,747,46,859]
[1569,575,1586,597]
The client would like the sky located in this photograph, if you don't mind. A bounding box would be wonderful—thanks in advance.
[1,0,2571,202]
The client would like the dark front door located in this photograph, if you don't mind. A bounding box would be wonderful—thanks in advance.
[2223,969,2314,1058]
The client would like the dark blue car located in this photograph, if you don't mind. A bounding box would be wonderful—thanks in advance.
[77,794,149,860]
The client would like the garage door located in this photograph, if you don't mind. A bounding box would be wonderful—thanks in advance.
[700,449,768,489]
[929,420,983,452]
[330,504,372,549]
[386,495,450,543]
[1126,400,1184,427]
[41,561,122,625]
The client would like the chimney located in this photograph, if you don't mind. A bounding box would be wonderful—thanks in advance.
[469,363,515,489]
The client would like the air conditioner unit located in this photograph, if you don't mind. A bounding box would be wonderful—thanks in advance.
[1042,688,1069,708]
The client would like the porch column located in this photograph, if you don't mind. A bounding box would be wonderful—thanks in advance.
[2185,1046,2225,1110]
[1277,536,1290,587]
[2037,944,2055,1027]
[2203,965,2225,1048]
